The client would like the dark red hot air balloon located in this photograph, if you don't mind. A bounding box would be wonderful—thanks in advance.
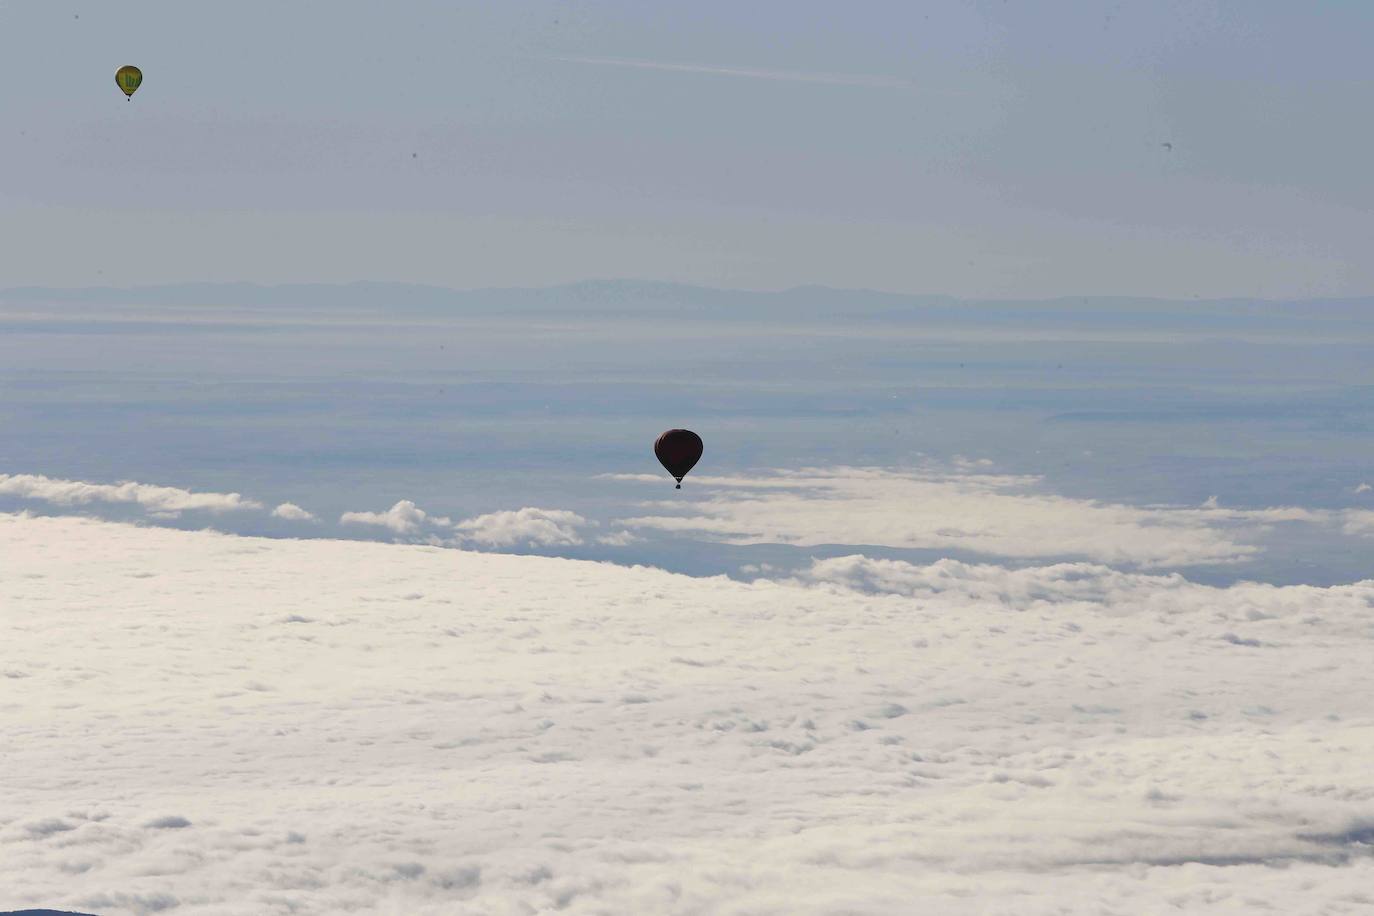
[654,429,702,489]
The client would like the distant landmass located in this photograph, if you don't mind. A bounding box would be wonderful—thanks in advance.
[0,278,950,315]
[3,279,1372,333]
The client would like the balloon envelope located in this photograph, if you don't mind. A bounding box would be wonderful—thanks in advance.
[654,429,703,488]
[115,65,142,98]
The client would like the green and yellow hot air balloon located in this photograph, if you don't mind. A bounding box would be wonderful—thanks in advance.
[115,65,142,99]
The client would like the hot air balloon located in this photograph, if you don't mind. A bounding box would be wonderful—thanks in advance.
[654,429,702,489]
[115,65,142,100]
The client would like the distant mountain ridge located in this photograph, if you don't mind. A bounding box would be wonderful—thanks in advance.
[0,279,951,311]
[3,280,1373,331]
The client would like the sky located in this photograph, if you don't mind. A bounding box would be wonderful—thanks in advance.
[3,0,1373,296]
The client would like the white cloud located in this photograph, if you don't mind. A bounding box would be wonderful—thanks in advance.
[339,499,446,535]
[341,501,597,550]
[452,507,590,547]
[618,466,1263,567]
[4,513,1374,912]
[791,553,1374,624]
[616,466,1374,568]
[1341,510,1374,537]
[0,472,260,516]
[270,502,315,522]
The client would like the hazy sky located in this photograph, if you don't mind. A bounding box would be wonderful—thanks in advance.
[2,0,1371,296]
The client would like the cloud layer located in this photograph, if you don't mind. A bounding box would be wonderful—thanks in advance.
[452,508,589,547]
[617,466,1372,567]
[7,466,1374,575]
[0,472,260,517]
[3,513,1373,914]
[339,500,604,550]
[0,468,617,554]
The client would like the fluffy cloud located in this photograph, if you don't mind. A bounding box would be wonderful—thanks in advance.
[0,472,260,516]
[270,502,315,522]
[4,513,1374,913]
[339,502,591,548]
[339,499,448,535]
[595,529,640,547]
[452,507,590,547]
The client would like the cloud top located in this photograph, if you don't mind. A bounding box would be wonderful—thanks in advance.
[452,507,590,547]
[337,500,592,548]
[4,513,1374,912]
[620,466,1260,567]
[271,502,315,522]
[0,472,260,516]
[339,499,443,535]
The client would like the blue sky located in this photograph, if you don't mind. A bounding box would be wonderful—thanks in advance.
[3,0,1372,295]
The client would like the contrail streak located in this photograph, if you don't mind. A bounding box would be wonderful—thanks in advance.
[552,55,915,89]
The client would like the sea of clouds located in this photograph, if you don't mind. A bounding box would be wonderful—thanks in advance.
[4,503,1373,914]
[7,464,1373,572]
